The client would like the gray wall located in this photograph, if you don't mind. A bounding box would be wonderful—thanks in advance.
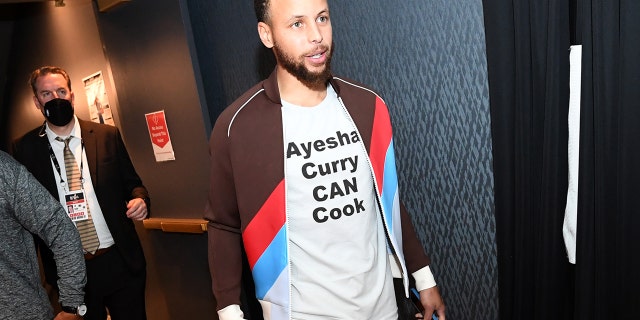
[93,0,214,319]
[186,0,498,319]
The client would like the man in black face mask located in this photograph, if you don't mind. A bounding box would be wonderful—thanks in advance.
[12,66,149,320]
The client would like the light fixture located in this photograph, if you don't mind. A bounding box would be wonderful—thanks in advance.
[54,0,65,7]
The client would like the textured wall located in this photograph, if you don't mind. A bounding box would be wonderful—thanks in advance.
[186,0,497,319]
[184,0,265,126]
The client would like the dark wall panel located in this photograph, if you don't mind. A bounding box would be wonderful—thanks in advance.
[94,0,214,319]
[95,0,210,221]
[185,0,271,126]
[0,6,17,150]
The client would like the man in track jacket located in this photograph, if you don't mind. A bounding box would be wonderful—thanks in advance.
[205,0,446,319]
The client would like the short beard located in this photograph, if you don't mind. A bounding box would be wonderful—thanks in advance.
[273,41,334,89]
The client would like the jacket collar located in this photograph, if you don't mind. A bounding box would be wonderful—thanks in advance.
[77,119,99,185]
[40,118,99,186]
[33,118,98,196]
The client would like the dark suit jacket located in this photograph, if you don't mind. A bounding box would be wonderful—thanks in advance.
[12,119,149,282]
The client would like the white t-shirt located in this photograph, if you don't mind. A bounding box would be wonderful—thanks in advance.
[282,86,397,319]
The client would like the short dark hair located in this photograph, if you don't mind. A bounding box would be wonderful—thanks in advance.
[29,66,72,95]
[254,0,270,23]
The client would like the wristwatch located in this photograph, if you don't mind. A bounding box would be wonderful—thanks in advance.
[61,304,87,316]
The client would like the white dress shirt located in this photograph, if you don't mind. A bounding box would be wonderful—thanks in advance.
[45,116,115,250]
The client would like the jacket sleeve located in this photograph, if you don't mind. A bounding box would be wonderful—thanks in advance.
[11,156,86,307]
[399,201,431,273]
[399,203,437,291]
[376,94,432,274]
[204,118,244,311]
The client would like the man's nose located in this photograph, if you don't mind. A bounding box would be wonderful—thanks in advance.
[308,24,323,44]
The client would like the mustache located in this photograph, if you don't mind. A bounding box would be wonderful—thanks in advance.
[305,44,331,56]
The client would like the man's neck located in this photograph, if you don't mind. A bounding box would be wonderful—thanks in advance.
[276,67,327,107]
[48,117,76,137]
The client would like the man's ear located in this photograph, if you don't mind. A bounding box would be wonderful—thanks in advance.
[258,22,274,48]
[33,95,43,111]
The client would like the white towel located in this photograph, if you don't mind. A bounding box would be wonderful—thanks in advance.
[563,45,582,264]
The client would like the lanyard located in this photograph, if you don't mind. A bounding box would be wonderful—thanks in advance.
[46,135,85,191]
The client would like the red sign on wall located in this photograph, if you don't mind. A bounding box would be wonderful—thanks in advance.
[145,110,175,162]
[146,111,169,148]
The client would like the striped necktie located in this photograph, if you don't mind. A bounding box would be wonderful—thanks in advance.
[56,136,100,254]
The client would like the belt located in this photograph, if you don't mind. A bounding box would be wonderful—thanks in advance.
[84,247,112,260]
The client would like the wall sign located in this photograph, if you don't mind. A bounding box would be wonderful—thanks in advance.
[145,110,176,162]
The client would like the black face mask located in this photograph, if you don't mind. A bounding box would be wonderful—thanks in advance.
[43,98,74,126]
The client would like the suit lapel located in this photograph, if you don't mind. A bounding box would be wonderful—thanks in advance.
[36,131,61,198]
[79,120,99,186]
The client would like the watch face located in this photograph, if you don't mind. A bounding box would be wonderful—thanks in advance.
[77,305,88,316]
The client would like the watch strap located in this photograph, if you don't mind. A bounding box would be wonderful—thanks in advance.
[61,305,77,314]
[61,304,87,316]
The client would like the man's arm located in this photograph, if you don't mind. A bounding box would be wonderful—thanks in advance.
[399,202,431,271]
[419,286,446,320]
[204,121,245,317]
[398,203,446,319]
[12,160,86,309]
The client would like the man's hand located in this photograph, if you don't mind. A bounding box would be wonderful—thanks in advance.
[54,311,82,320]
[419,286,446,319]
[126,198,148,220]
